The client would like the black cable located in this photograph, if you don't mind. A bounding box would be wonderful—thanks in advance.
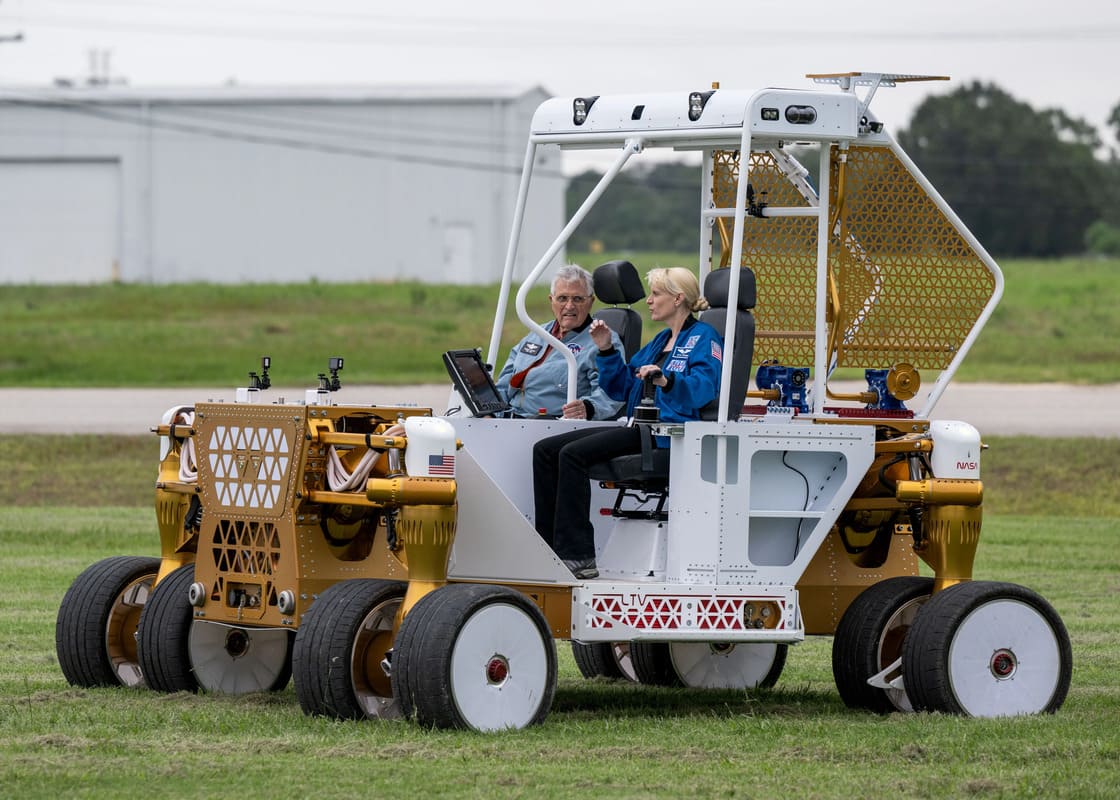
[781,450,811,554]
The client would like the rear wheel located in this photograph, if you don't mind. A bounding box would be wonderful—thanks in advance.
[669,642,787,689]
[629,642,682,687]
[392,583,557,731]
[903,580,1072,717]
[292,579,407,719]
[56,556,161,688]
[832,576,934,713]
[571,641,637,682]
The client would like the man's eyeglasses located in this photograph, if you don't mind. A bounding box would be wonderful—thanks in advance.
[552,295,590,305]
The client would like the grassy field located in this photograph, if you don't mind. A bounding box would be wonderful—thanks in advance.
[2,256,1118,387]
[0,437,1118,798]
[1,257,1118,797]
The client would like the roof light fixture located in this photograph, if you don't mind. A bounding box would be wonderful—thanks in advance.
[573,96,599,125]
[688,90,715,121]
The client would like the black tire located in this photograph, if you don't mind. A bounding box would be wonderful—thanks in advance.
[669,642,788,689]
[630,642,682,687]
[832,576,935,713]
[903,580,1072,717]
[570,641,635,681]
[136,563,199,693]
[56,556,161,688]
[392,583,557,731]
[292,579,406,720]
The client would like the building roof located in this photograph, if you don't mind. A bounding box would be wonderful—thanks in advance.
[0,83,550,106]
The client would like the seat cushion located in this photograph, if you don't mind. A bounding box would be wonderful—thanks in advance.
[587,448,670,484]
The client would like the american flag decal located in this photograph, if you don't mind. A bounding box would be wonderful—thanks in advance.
[711,341,722,361]
[428,453,455,475]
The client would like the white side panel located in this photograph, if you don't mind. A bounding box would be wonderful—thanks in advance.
[664,420,876,586]
[0,160,120,284]
[445,418,618,583]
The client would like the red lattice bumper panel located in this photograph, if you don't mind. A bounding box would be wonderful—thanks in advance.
[571,584,803,643]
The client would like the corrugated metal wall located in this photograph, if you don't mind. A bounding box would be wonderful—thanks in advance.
[0,86,564,285]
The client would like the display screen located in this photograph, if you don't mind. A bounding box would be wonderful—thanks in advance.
[442,349,511,417]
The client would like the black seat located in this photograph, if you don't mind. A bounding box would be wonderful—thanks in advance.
[592,260,645,358]
[587,267,756,519]
[698,267,756,421]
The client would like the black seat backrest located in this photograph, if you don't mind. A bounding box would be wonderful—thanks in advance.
[592,260,645,358]
[698,267,757,421]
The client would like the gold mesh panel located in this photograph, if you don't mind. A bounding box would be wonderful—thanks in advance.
[713,150,818,366]
[711,147,996,371]
[829,146,995,369]
[212,519,281,577]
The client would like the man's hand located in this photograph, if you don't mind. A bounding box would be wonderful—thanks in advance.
[561,399,587,419]
[589,319,613,351]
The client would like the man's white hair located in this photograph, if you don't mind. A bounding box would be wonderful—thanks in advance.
[550,264,594,296]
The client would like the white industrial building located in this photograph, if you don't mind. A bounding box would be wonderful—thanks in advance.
[0,84,564,285]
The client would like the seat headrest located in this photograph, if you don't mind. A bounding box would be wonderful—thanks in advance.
[703,267,756,311]
[593,260,646,305]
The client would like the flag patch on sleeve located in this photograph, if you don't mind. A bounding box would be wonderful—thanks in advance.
[711,341,722,361]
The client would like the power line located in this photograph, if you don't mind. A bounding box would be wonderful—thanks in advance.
[0,88,563,178]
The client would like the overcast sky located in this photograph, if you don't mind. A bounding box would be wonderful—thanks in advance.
[2,0,1118,161]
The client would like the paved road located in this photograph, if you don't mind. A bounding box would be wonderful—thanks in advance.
[1,382,1117,437]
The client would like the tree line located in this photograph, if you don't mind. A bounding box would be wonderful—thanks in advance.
[565,82,1120,258]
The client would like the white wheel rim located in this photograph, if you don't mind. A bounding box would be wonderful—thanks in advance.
[878,595,928,712]
[189,621,289,694]
[669,642,778,689]
[449,602,549,731]
[948,598,1062,717]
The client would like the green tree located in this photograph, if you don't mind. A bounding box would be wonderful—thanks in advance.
[566,161,700,252]
[897,82,1105,257]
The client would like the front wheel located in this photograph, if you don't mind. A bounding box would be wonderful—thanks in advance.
[903,580,1072,717]
[392,583,557,731]
[56,556,161,688]
[136,563,199,693]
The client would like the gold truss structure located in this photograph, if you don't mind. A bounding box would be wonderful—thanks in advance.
[711,147,996,371]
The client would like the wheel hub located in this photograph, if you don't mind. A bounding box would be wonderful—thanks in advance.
[989,648,1017,680]
[486,655,510,685]
[224,628,251,659]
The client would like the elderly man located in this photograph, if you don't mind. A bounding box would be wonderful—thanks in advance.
[495,264,624,420]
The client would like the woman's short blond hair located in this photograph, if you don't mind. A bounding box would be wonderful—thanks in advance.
[646,267,710,313]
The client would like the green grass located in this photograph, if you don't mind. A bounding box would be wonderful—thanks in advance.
[3,256,1118,387]
[1,507,1117,799]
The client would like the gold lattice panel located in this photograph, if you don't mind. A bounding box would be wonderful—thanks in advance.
[829,146,995,369]
[711,147,996,371]
[211,519,281,578]
[713,150,819,366]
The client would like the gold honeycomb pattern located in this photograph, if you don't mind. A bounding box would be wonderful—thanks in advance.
[711,146,996,371]
[829,146,995,369]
